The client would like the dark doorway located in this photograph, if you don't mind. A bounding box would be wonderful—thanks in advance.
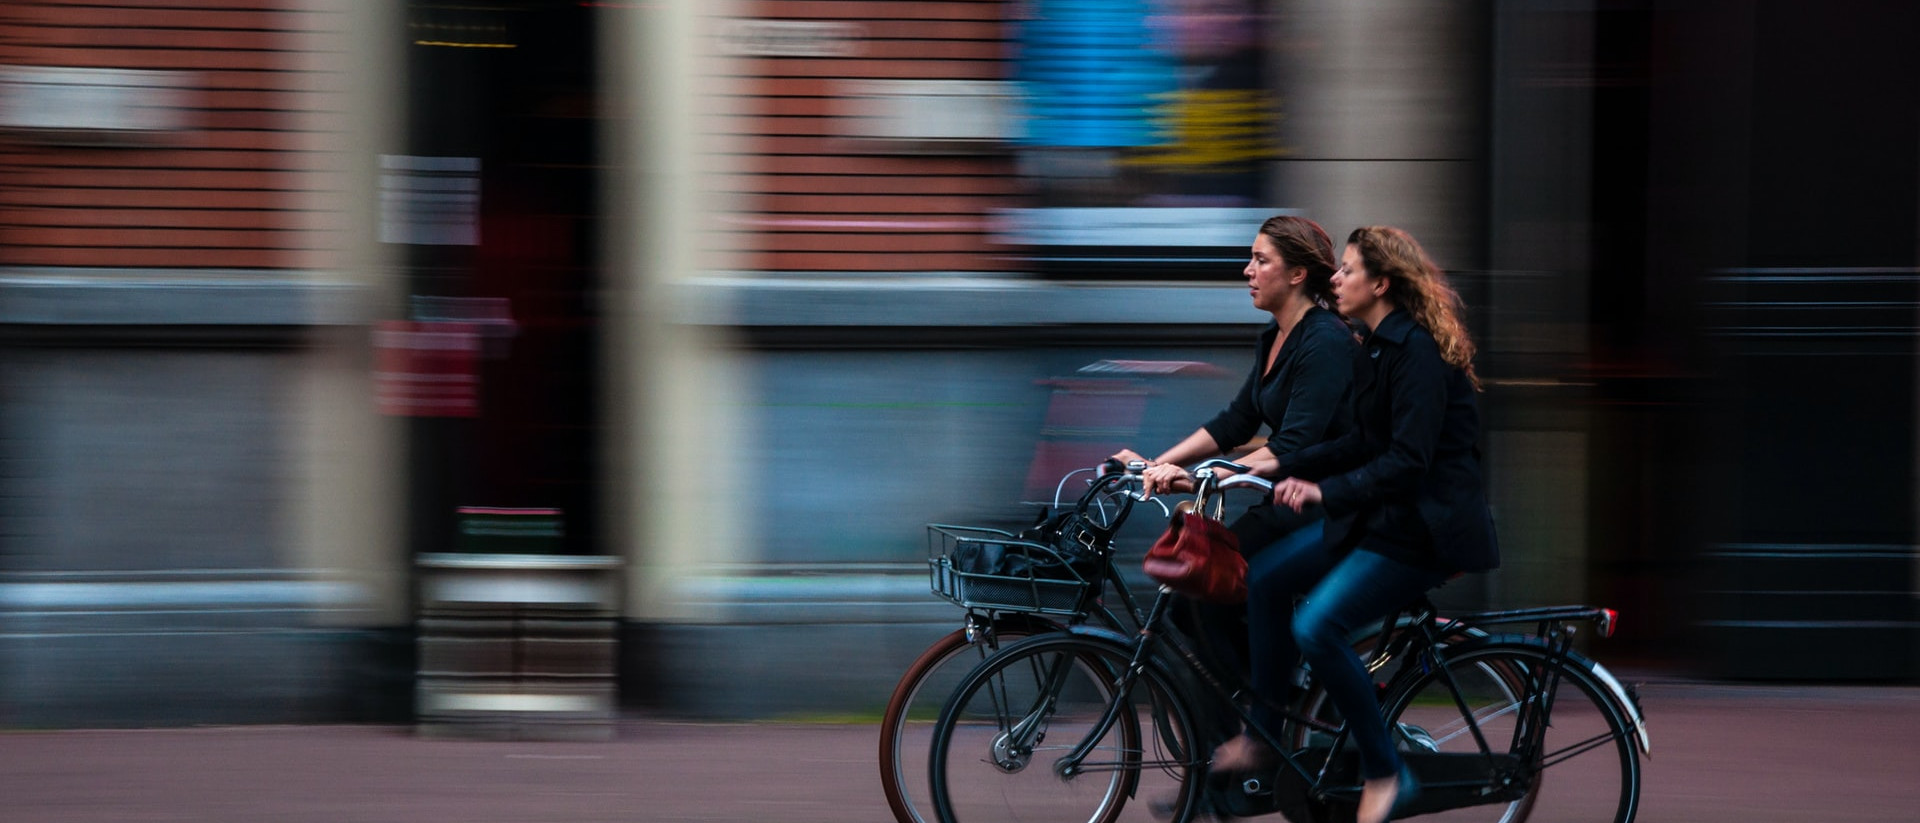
[400,0,602,556]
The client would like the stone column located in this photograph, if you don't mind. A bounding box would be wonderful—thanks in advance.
[1268,0,1488,268]
[599,0,751,626]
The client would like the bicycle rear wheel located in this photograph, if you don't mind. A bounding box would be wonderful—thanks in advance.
[882,618,1054,823]
[1379,638,1641,823]
[928,634,1203,823]
[1289,617,1491,748]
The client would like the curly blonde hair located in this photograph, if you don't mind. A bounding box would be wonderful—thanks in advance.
[1347,226,1481,390]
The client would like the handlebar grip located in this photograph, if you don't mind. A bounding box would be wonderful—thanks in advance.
[1192,457,1251,474]
[1216,473,1275,493]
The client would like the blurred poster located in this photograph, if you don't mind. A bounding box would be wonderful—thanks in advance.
[374,321,479,417]
[379,155,481,246]
[1013,0,1274,202]
[1015,0,1175,158]
[1010,0,1278,275]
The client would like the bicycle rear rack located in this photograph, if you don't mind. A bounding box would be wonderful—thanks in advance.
[1447,604,1619,637]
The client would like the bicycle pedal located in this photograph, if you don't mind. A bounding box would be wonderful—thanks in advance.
[1209,768,1301,820]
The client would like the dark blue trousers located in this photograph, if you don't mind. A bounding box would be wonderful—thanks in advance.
[1248,533,1449,780]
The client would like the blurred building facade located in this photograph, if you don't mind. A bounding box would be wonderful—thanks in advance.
[0,0,1913,726]
[0,1,398,724]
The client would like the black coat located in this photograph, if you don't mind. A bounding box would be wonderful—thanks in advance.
[1281,309,1499,573]
[1202,306,1360,551]
[1201,306,1358,461]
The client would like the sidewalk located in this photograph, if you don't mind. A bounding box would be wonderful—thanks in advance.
[2,679,1917,822]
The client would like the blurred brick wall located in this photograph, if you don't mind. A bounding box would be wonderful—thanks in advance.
[721,0,1019,273]
[0,0,338,270]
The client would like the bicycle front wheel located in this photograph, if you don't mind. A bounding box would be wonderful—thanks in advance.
[882,619,1053,823]
[1380,638,1642,823]
[928,634,1204,823]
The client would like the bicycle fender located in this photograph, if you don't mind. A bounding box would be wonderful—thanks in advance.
[1062,623,1135,648]
[1583,658,1651,757]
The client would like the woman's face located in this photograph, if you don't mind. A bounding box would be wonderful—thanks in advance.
[1332,243,1387,321]
[1244,233,1297,313]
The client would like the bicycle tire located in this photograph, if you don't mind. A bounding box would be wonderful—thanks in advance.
[1376,637,1641,823]
[881,616,1061,823]
[928,632,1204,823]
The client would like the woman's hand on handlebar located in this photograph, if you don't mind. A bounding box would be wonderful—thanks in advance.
[1272,477,1322,512]
[1139,463,1195,497]
[1108,447,1186,494]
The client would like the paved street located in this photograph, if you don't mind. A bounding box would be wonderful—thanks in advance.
[2,678,1917,822]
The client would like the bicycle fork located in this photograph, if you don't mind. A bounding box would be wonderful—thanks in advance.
[1053,589,1180,780]
[985,647,1081,773]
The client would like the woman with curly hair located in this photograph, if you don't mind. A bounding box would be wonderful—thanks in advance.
[1263,225,1500,823]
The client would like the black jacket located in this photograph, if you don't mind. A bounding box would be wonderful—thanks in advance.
[1281,309,1499,573]
[1201,306,1358,461]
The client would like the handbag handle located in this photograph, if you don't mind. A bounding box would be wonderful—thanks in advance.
[1174,494,1225,523]
[1188,467,1231,522]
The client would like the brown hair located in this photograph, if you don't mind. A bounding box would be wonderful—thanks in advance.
[1346,226,1481,390]
[1258,215,1336,308]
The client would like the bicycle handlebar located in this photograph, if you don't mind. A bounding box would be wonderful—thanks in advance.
[1049,460,1173,523]
[1215,473,1273,493]
[1096,460,1172,516]
[1073,458,1258,519]
[1191,457,1250,475]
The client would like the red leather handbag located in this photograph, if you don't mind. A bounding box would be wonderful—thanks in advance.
[1142,510,1247,603]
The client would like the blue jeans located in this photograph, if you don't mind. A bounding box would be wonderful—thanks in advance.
[1178,506,1323,743]
[1248,535,1449,780]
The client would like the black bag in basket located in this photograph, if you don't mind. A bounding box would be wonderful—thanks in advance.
[949,538,1085,581]
[1020,496,1125,569]
[950,472,1133,583]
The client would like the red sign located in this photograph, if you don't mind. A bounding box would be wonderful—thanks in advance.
[374,321,479,417]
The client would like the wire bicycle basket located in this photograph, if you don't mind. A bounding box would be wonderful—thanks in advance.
[925,524,1099,615]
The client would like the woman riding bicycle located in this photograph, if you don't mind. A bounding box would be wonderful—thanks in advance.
[1267,225,1500,823]
[1109,214,1361,768]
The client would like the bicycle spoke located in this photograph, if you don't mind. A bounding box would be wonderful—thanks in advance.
[1424,698,1524,748]
[1537,728,1627,769]
[1067,757,1192,773]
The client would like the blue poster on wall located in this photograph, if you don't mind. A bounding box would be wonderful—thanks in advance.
[1016,0,1177,149]
[1009,0,1281,275]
